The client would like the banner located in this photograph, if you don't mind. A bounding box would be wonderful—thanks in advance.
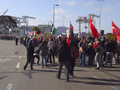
[25,30,35,35]
[107,33,116,41]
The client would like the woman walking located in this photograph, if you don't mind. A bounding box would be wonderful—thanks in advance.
[39,40,48,68]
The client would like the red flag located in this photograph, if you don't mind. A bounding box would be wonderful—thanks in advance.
[39,31,42,35]
[66,35,70,47]
[89,17,99,38]
[112,21,120,38]
[66,23,74,47]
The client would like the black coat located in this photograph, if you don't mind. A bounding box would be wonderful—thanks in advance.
[106,42,115,52]
[59,40,71,62]
[27,46,34,57]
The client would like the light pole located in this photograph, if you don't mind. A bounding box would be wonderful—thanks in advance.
[62,17,65,26]
[53,4,59,26]
[97,0,104,34]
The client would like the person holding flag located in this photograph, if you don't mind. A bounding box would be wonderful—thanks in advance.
[66,23,78,77]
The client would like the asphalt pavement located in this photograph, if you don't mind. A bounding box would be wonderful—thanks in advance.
[0,40,120,90]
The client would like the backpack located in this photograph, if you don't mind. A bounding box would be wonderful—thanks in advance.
[73,47,79,58]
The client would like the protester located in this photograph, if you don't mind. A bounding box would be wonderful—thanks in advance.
[80,40,87,66]
[57,39,71,82]
[88,40,95,66]
[93,38,103,69]
[47,38,55,64]
[39,39,48,68]
[69,41,78,77]
[105,40,116,67]
[24,40,34,70]
[15,36,18,46]
[33,47,40,65]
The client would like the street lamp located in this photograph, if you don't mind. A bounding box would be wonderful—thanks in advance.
[97,0,104,34]
[53,4,59,26]
[62,17,66,26]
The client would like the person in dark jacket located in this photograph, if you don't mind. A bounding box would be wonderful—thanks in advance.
[39,40,48,68]
[88,40,95,66]
[80,40,87,66]
[105,40,115,67]
[69,42,78,77]
[24,40,34,70]
[57,39,71,82]
[15,36,18,46]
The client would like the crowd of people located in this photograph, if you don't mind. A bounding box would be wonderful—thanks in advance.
[15,35,120,82]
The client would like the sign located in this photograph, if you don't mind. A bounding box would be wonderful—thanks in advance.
[107,33,116,41]
[48,33,50,38]
[81,32,87,38]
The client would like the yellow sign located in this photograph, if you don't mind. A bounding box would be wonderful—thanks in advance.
[107,33,115,41]
[48,33,50,38]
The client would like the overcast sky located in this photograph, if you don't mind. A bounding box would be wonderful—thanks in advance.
[0,0,120,34]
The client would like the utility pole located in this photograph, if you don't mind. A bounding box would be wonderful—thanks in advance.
[97,0,104,34]
[62,17,65,26]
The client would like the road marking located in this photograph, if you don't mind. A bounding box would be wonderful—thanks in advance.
[91,74,119,90]
[15,63,20,69]
[1,59,11,63]
[6,83,13,90]
[0,56,26,57]
[19,56,21,59]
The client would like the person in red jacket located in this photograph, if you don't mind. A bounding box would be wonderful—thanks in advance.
[93,38,103,69]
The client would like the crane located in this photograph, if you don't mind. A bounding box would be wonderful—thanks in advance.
[0,9,8,16]
[88,14,100,25]
[11,15,36,26]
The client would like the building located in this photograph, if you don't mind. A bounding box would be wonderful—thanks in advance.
[38,24,52,33]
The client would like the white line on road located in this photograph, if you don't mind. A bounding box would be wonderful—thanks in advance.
[0,56,26,58]
[15,63,20,69]
[6,83,13,90]
[1,59,11,63]
[91,74,119,90]
[19,56,21,59]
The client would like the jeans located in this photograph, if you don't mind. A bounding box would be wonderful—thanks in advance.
[117,51,120,63]
[88,54,94,66]
[81,53,86,66]
[58,61,69,80]
[41,55,47,67]
[105,52,113,67]
[95,52,102,67]
[47,49,55,63]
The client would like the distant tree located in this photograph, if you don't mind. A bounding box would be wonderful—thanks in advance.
[87,32,92,37]
[32,26,40,34]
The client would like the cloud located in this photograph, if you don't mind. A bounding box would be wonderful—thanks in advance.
[55,8,68,14]
[101,6,112,12]
[83,2,94,6]
[55,16,61,20]
[58,1,76,6]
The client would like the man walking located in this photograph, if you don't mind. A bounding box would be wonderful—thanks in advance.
[57,39,71,82]
[105,40,115,67]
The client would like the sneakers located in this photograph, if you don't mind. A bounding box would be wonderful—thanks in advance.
[65,78,69,82]
[95,67,100,69]
[24,66,26,70]
[55,74,60,79]
[31,68,34,70]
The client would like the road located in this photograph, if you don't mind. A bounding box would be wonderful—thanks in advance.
[0,40,120,90]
